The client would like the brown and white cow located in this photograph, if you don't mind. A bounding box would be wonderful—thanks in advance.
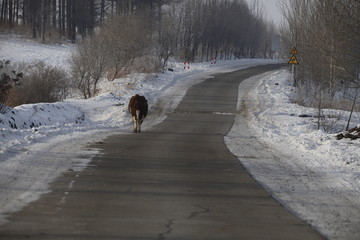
[128,94,148,133]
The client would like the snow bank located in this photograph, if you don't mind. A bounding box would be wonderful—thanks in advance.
[0,102,84,130]
[226,69,360,240]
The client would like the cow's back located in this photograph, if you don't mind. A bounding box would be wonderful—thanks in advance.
[128,94,148,118]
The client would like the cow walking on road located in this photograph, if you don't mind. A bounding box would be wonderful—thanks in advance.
[128,94,148,133]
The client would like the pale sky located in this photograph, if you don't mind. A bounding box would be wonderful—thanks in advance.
[246,0,286,26]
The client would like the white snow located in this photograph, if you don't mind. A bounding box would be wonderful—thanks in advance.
[0,35,73,68]
[1,36,360,240]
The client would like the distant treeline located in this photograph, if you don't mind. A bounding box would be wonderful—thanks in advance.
[0,0,167,42]
[0,0,276,59]
[1,0,277,102]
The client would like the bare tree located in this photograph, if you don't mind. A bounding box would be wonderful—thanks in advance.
[70,35,107,98]
[101,13,152,80]
[157,4,180,67]
[280,0,360,131]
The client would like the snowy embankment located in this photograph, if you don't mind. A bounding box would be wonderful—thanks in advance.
[226,70,360,240]
[0,35,277,224]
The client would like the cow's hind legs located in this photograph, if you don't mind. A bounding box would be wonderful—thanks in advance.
[136,110,141,133]
[136,118,141,133]
[132,116,137,132]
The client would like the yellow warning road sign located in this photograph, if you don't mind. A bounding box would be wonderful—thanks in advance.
[288,55,299,64]
[290,47,298,55]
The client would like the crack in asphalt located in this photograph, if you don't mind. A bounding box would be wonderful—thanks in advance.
[157,205,210,240]
[158,218,175,240]
[186,205,210,220]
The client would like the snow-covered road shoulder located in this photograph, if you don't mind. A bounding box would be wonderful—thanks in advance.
[226,69,360,240]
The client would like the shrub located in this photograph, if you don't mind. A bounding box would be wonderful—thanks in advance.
[0,60,23,113]
[69,36,107,99]
[15,61,70,104]
[70,13,153,95]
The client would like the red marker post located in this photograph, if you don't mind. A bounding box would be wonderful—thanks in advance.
[210,57,217,64]
[184,62,190,69]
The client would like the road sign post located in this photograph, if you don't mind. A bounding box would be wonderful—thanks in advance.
[288,47,299,78]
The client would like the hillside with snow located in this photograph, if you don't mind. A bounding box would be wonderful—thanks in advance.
[1,36,360,239]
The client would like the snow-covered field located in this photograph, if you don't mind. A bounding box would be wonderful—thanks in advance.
[0,35,72,68]
[1,36,359,239]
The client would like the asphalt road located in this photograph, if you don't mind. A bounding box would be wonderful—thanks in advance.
[0,64,324,240]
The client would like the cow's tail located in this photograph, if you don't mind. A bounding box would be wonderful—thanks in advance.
[135,110,141,132]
